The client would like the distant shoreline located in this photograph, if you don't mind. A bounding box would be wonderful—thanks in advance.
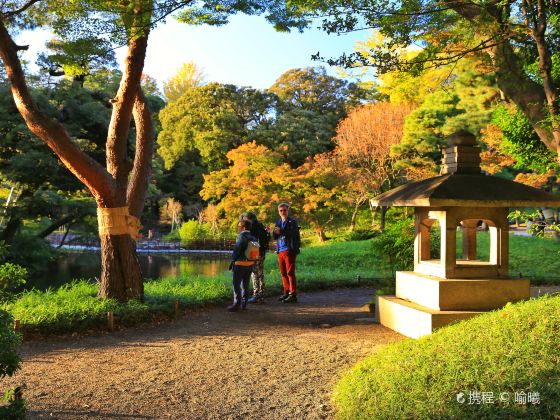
[53,244,231,254]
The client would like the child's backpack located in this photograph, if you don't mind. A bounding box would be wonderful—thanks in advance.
[245,238,261,261]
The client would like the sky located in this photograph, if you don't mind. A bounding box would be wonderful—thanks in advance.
[17,14,372,91]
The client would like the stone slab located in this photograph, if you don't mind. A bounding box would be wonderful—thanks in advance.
[396,271,530,311]
[377,296,483,339]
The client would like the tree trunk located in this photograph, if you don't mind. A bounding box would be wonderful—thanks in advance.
[316,227,327,242]
[349,201,360,231]
[98,234,143,302]
[0,216,21,243]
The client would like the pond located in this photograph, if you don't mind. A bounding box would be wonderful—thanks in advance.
[28,251,231,291]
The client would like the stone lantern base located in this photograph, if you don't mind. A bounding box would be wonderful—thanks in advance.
[376,272,530,338]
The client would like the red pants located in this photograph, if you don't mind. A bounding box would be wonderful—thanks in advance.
[278,251,297,294]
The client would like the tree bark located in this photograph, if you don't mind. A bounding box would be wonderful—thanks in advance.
[98,235,143,302]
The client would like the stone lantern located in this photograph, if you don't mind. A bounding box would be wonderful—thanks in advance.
[372,130,560,338]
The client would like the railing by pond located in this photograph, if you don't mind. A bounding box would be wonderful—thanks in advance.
[46,233,238,252]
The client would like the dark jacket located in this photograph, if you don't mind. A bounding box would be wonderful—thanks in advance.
[249,220,271,258]
[273,217,301,255]
[232,230,257,262]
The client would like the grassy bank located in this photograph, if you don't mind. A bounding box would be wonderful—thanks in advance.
[3,234,559,335]
[3,239,386,334]
[333,294,560,419]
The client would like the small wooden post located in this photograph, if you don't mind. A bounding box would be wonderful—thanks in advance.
[174,300,180,319]
[107,311,114,331]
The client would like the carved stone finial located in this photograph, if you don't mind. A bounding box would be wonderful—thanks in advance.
[441,130,481,175]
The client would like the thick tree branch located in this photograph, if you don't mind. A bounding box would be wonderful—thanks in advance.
[127,89,154,218]
[0,19,116,205]
[37,214,77,238]
[106,17,150,195]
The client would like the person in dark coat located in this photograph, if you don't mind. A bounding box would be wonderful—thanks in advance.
[272,202,300,303]
[228,219,256,311]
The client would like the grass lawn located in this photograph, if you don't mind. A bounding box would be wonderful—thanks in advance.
[333,294,560,419]
[3,239,387,334]
[3,234,559,334]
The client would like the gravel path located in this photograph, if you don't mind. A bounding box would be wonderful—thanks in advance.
[4,288,402,419]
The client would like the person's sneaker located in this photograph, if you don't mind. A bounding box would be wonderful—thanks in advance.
[241,300,247,310]
[247,296,259,303]
[278,293,290,302]
[227,303,240,312]
[282,293,298,303]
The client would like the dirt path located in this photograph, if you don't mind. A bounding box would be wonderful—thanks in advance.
[3,288,402,419]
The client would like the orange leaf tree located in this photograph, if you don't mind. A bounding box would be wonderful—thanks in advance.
[334,102,413,229]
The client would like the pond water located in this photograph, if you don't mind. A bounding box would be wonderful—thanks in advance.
[29,251,231,291]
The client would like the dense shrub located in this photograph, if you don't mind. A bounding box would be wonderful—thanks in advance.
[334,229,380,243]
[0,310,25,418]
[177,220,228,242]
[371,218,441,273]
[0,264,27,303]
[334,295,560,419]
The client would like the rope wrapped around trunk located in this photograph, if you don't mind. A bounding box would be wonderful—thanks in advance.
[97,207,142,241]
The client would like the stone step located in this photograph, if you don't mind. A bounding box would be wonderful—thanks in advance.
[376,296,483,339]
[396,271,530,311]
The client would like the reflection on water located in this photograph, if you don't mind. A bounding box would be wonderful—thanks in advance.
[30,251,231,291]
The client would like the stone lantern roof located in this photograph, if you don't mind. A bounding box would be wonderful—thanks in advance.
[371,130,560,208]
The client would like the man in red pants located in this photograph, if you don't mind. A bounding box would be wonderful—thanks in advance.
[272,202,301,303]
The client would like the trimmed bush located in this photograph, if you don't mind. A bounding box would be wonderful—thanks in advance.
[0,310,25,418]
[333,295,560,419]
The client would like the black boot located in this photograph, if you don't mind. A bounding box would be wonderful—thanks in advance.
[282,293,298,303]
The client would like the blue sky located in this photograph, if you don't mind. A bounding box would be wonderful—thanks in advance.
[18,14,372,90]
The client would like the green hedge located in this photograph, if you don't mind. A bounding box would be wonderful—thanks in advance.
[333,295,560,419]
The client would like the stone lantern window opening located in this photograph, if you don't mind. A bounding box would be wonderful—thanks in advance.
[456,219,492,263]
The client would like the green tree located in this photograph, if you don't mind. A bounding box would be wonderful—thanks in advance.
[158,83,277,171]
[262,67,364,166]
[392,61,499,177]
[37,36,116,86]
[296,0,560,161]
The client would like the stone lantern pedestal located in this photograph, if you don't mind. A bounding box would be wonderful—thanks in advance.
[372,131,560,338]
